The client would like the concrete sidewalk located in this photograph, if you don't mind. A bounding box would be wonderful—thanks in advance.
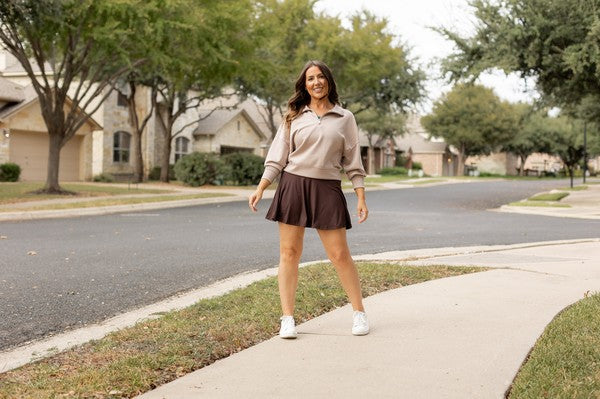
[497,181,600,219]
[137,239,600,399]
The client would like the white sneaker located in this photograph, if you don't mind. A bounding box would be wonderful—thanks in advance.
[352,311,369,336]
[279,315,297,339]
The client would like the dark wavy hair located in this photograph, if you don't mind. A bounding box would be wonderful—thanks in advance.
[284,60,339,130]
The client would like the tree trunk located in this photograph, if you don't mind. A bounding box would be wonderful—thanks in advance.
[158,111,174,182]
[519,155,526,176]
[44,133,63,193]
[160,130,172,182]
[456,147,465,176]
[126,82,145,183]
[131,129,144,183]
[368,145,375,175]
[568,166,574,188]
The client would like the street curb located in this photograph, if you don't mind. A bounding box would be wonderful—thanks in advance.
[494,205,600,220]
[0,194,256,222]
[0,178,465,222]
[1,238,597,373]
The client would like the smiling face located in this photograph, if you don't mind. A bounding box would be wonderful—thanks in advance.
[305,66,329,101]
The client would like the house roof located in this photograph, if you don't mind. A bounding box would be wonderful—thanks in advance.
[0,82,102,130]
[0,76,24,102]
[395,133,448,154]
[358,130,388,148]
[193,108,267,140]
[198,92,281,139]
[395,113,449,154]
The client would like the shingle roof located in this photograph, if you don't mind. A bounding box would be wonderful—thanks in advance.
[0,83,102,130]
[395,133,448,153]
[193,108,266,140]
[0,76,24,103]
[198,93,280,140]
[395,113,449,154]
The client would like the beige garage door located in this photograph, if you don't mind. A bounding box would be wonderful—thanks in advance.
[9,130,82,181]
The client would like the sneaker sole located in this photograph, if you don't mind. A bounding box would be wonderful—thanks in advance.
[352,329,369,336]
[279,334,297,339]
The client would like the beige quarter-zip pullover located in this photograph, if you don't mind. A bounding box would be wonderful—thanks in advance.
[261,104,366,188]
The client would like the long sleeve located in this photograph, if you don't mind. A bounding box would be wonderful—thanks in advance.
[341,114,366,189]
[261,122,289,183]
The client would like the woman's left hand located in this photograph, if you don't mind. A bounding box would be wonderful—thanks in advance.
[357,199,368,223]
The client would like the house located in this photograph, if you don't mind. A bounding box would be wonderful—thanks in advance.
[169,95,273,164]
[358,131,390,174]
[0,77,100,181]
[190,108,268,158]
[465,153,518,176]
[1,48,273,181]
[394,114,458,176]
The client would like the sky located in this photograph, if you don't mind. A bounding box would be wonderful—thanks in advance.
[315,0,539,113]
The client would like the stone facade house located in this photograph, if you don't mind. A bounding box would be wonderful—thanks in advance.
[1,48,274,181]
[394,114,458,177]
[190,108,268,158]
[466,152,566,176]
[0,77,100,181]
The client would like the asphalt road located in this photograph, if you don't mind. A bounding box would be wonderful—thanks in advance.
[1,179,599,350]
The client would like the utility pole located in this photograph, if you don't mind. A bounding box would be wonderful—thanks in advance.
[583,121,587,184]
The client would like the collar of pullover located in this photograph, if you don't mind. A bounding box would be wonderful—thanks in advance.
[301,104,345,117]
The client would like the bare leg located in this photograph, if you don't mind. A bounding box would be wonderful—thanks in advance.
[317,228,365,311]
[278,222,305,315]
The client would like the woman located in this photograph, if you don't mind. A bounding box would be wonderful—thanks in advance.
[248,60,369,338]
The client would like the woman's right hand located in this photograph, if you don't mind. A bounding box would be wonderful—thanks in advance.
[248,189,263,212]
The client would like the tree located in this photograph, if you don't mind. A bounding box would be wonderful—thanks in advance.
[0,0,146,193]
[544,116,586,187]
[438,0,600,126]
[422,84,518,175]
[301,11,426,172]
[502,104,553,176]
[239,4,426,141]
[237,0,318,139]
[152,0,255,182]
[307,11,425,115]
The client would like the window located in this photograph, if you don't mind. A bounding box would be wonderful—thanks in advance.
[117,92,128,107]
[113,131,131,163]
[174,137,190,162]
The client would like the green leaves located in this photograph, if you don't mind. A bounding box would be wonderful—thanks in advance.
[422,84,518,157]
[238,2,426,137]
[440,0,600,108]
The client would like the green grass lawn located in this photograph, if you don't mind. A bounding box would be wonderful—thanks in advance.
[508,201,571,208]
[365,175,413,183]
[0,182,172,204]
[0,193,233,211]
[0,262,485,398]
[410,178,447,185]
[561,185,588,191]
[509,293,600,398]
[529,192,569,201]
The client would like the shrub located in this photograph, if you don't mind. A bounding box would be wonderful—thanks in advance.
[0,162,21,182]
[174,152,228,186]
[395,154,408,168]
[222,152,264,186]
[379,167,408,175]
[148,165,175,181]
[92,173,115,183]
[478,171,503,177]
[411,161,423,170]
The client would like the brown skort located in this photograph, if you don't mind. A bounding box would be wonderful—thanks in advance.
[266,171,352,230]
